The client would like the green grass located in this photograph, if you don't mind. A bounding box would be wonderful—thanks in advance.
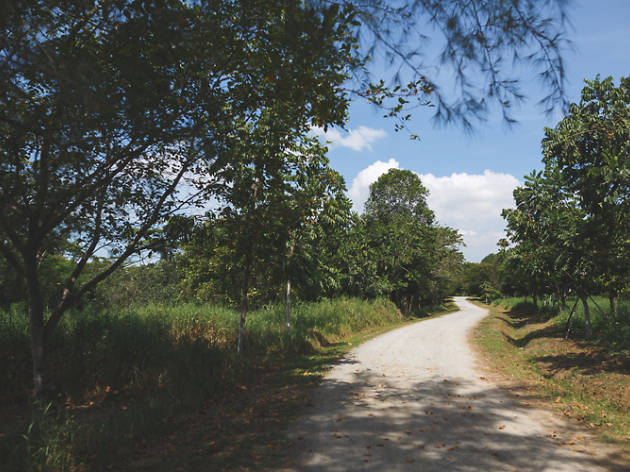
[472,297,630,453]
[0,297,421,471]
[491,295,630,349]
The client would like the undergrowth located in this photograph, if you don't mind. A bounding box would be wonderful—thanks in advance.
[0,297,403,471]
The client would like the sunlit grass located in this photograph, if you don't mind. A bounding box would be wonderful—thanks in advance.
[491,295,630,349]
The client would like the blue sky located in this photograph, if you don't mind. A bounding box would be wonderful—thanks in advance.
[314,0,630,262]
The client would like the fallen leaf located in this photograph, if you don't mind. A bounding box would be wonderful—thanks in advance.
[498,425,506,430]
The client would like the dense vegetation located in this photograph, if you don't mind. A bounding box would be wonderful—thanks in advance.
[1,0,570,396]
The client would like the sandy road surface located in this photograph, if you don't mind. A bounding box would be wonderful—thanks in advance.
[286,297,626,471]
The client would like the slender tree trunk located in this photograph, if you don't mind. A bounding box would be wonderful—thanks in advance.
[564,298,579,339]
[557,288,567,310]
[581,296,593,338]
[25,256,46,396]
[589,296,606,319]
[609,292,616,318]
[237,258,252,355]
[285,278,291,333]
[532,293,538,308]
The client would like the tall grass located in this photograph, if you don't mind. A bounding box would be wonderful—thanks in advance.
[0,297,401,471]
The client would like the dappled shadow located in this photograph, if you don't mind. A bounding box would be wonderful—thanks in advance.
[286,371,628,472]
[535,350,630,376]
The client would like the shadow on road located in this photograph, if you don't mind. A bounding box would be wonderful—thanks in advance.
[287,371,628,471]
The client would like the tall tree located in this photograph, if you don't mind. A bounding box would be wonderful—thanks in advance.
[542,76,630,313]
[0,0,355,394]
[362,169,462,312]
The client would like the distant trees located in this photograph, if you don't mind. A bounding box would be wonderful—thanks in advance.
[342,170,463,313]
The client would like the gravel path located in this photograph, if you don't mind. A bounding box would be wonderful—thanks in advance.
[286,297,626,471]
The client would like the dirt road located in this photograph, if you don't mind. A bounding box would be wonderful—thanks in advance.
[286,297,625,471]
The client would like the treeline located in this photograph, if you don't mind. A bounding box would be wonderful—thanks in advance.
[471,77,630,340]
[1,168,462,318]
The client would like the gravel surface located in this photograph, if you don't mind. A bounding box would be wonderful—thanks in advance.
[286,297,626,471]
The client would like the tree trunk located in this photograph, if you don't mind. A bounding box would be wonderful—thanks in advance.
[609,293,616,318]
[29,306,46,396]
[532,293,538,308]
[237,259,252,355]
[581,296,593,338]
[557,288,567,310]
[285,278,291,333]
[564,298,579,339]
[25,257,46,396]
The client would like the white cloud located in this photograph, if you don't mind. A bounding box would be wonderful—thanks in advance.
[348,164,520,261]
[419,170,519,227]
[349,158,400,212]
[312,125,387,151]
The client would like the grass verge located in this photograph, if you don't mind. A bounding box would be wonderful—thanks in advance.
[470,298,630,454]
[0,297,455,471]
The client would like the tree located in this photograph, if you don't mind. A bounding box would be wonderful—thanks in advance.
[0,0,356,394]
[360,169,462,312]
[365,169,433,224]
[542,76,630,314]
[333,0,571,131]
[179,125,351,351]
[503,166,602,335]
